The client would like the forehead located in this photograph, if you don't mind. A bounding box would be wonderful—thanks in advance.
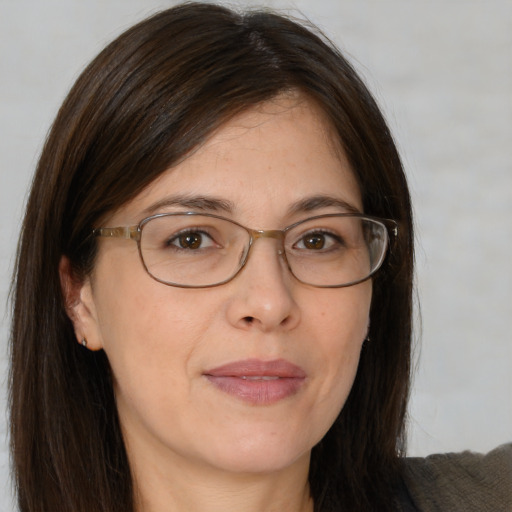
[203,94,343,154]
[109,94,362,225]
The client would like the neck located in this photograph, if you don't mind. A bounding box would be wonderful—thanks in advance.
[132,451,313,512]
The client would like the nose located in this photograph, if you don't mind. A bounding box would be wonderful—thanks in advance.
[225,236,300,333]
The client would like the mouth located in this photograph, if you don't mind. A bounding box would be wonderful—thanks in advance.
[203,359,306,405]
[239,376,280,380]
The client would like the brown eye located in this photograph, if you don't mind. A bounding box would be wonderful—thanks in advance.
[165,227,217,252]
[293,230,344,252]
[178,232,202,249]
[302,234,325,250]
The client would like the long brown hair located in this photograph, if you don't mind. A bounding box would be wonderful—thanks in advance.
[10,3,414,511]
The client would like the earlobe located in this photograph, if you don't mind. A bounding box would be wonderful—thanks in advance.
[59,256,104,351]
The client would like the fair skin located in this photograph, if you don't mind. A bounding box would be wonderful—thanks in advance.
[63,95,372,512]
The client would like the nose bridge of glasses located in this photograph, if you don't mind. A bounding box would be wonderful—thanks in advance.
[251,229,286,254]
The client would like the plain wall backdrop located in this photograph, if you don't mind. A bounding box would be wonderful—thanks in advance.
[1,0,511,509]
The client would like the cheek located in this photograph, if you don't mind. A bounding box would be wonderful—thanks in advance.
[305,285,371,409]
[93,278,223,445]
[91,250,218,391]
[310,284,371,349]
[98,290,211,371]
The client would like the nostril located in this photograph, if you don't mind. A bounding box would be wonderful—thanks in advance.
[243,316,254,324]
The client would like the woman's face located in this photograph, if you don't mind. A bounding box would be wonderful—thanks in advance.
[73,95,372,478]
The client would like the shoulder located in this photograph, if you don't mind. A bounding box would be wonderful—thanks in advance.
[397,443,512,512]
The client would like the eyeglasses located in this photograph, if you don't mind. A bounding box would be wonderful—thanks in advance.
[93,212,397,288]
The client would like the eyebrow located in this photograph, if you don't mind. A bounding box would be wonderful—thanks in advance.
[142,195,235,216]
[142,193,360,218]
[287,195,361,215]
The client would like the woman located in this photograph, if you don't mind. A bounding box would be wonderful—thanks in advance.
[9,3,508,511]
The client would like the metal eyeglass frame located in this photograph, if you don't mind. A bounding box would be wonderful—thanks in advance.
[93,212,398,288]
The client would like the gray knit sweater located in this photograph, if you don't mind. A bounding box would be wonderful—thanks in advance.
[397,443,512,511]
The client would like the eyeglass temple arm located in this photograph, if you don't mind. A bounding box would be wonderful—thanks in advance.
[93,226,141,241]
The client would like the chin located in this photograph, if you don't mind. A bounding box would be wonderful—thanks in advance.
[199,427,314,475]
[213,448,310,475]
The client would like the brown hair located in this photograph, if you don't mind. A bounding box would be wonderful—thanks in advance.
[10,3,413,511]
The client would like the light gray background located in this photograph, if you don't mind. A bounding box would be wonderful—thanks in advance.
[1,0,511,509]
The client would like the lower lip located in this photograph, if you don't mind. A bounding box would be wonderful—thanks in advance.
[205,376,305,405]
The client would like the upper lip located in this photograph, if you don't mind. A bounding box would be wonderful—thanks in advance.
[204,358,306,378]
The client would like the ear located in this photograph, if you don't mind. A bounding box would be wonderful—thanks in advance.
[59,256,104,351]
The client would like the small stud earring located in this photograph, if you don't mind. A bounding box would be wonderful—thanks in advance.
[81,338,87,347]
